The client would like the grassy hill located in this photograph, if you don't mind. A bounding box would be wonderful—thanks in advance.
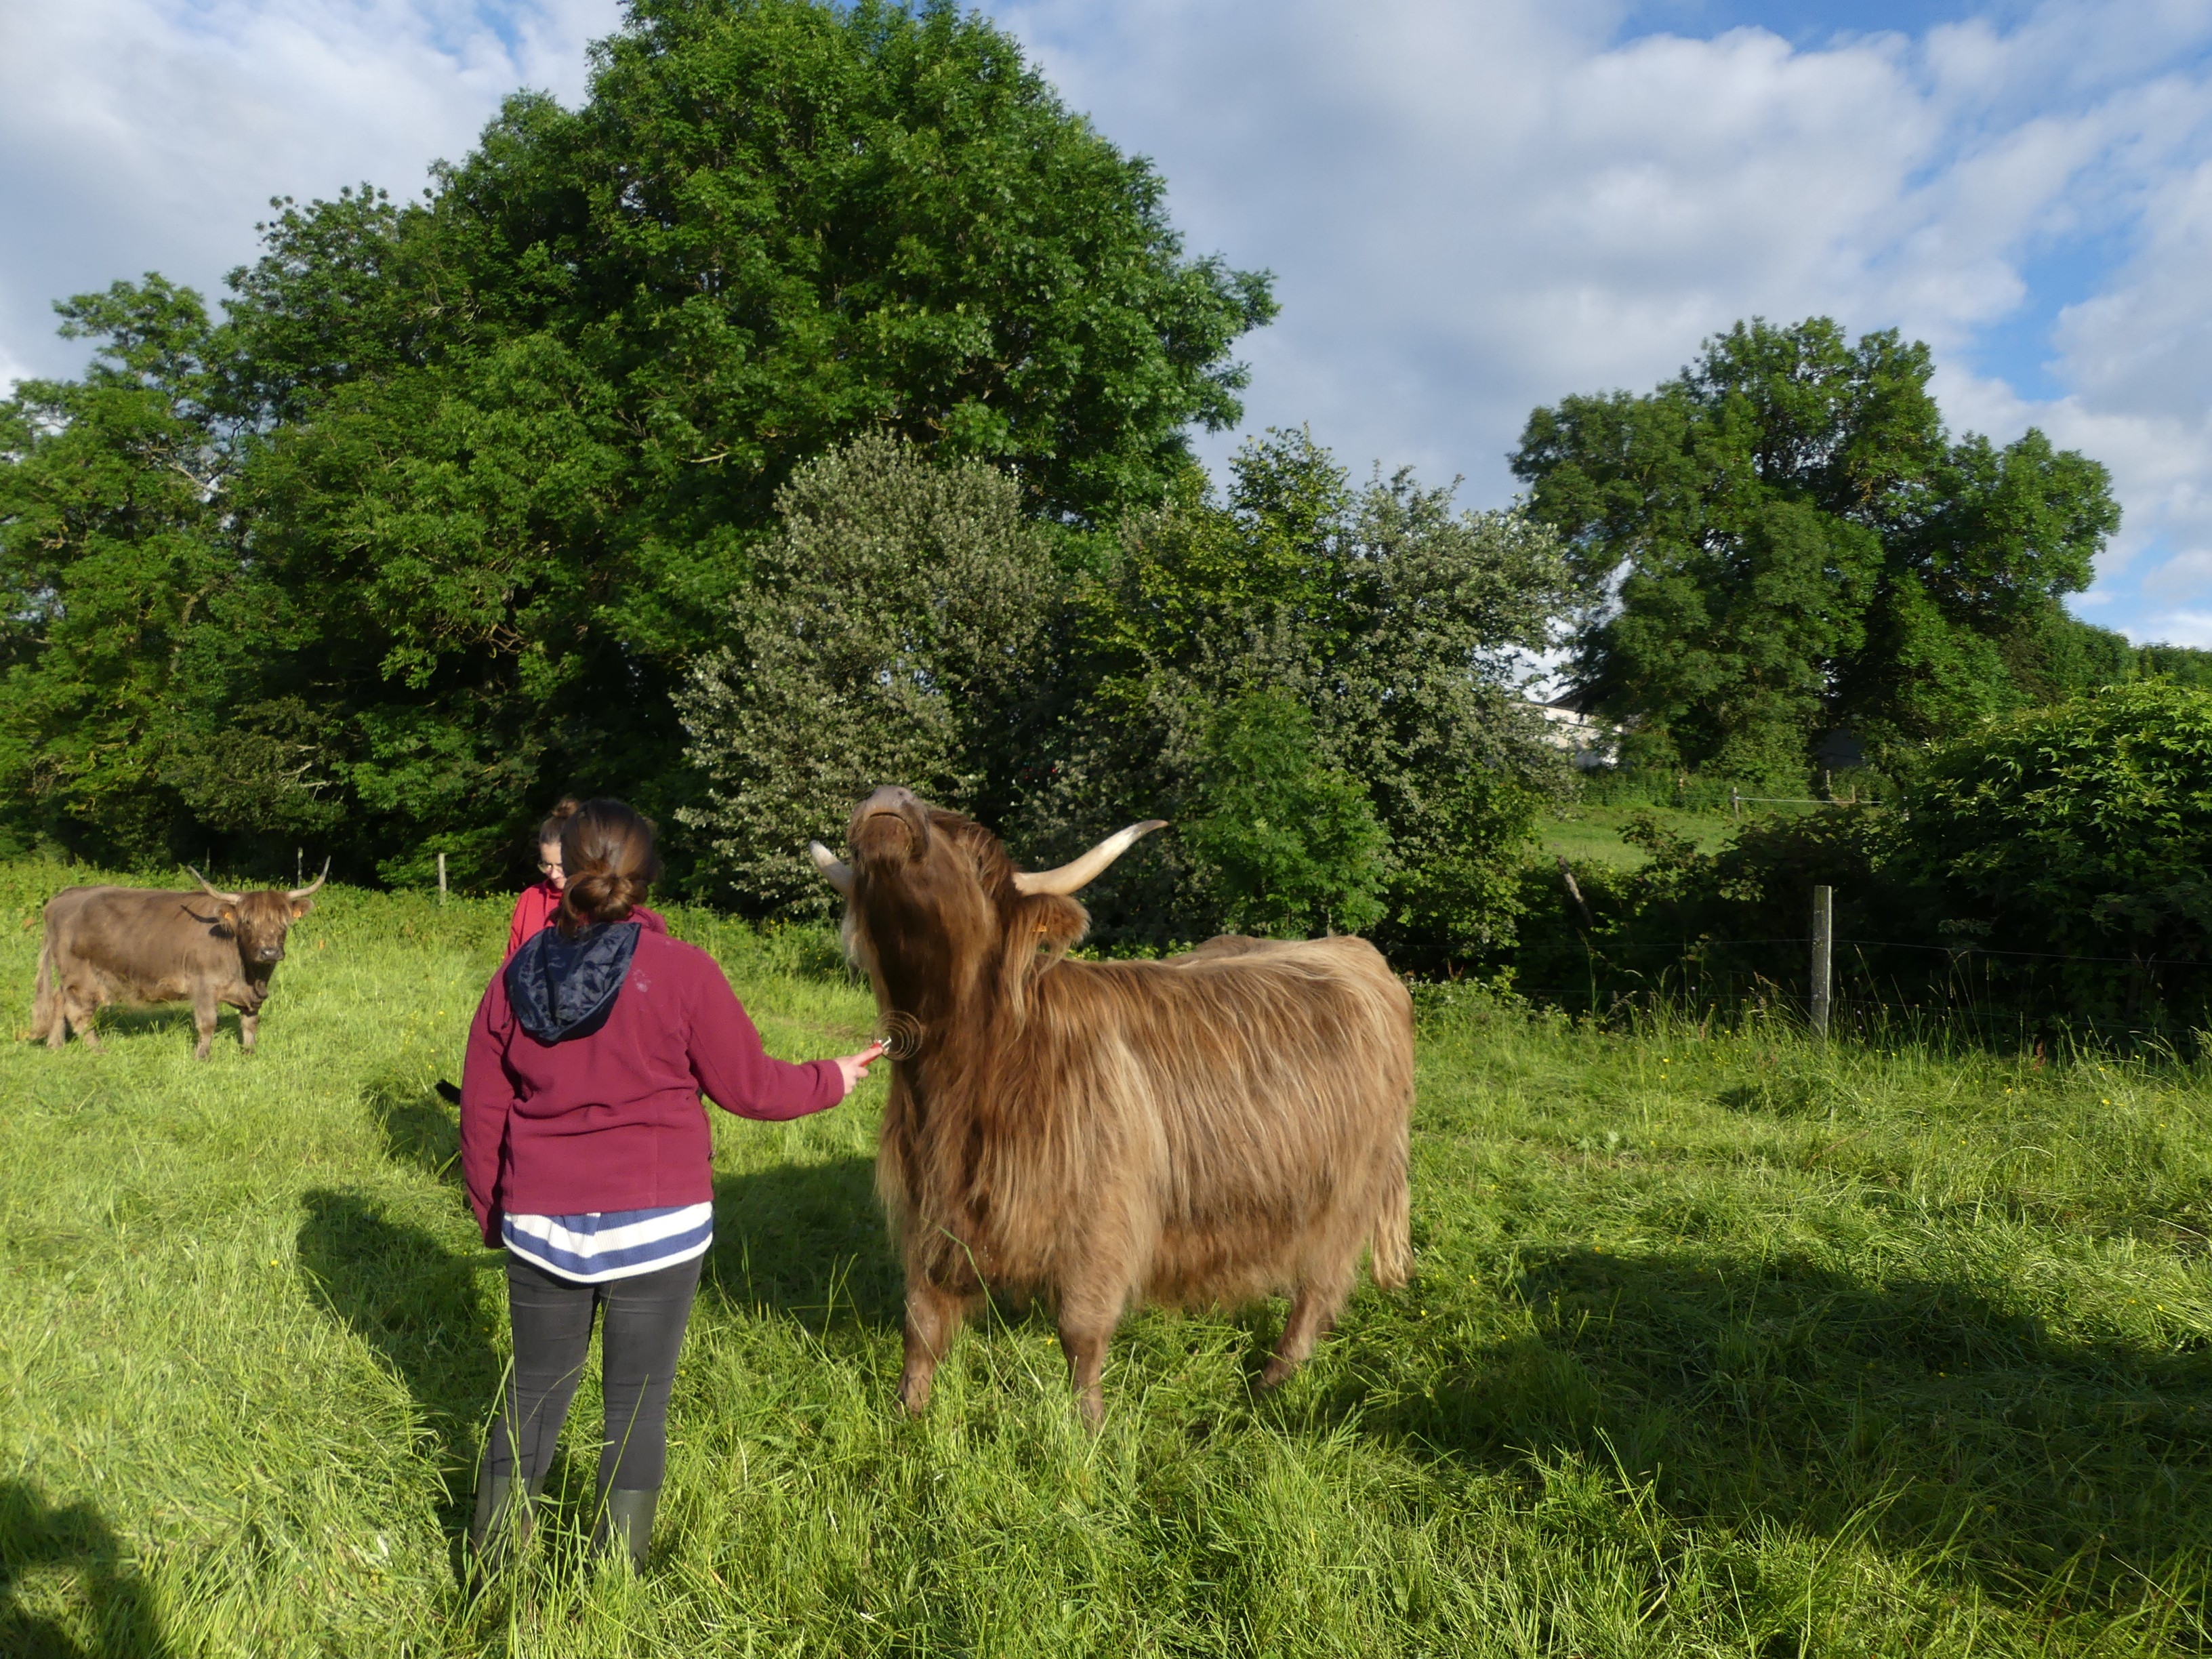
[5,857,2212,1656]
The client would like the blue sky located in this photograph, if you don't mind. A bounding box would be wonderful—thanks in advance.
[4,0,2209,643]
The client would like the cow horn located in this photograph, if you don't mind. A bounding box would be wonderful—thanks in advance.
[182,864,243,905]
[1012,821,1168,897]
[288,857,330,901]
[808,840,854,896]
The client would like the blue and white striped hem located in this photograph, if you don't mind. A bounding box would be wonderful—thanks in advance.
[502,1202,714,1284]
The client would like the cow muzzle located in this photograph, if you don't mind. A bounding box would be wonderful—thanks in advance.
[851,786,924,861]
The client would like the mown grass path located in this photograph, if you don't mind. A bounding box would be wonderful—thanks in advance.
[5,858,2212,1656]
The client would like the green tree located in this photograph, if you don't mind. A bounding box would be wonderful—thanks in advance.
[0,279,343,865]
[1027,429,1571,960]
[2136,642,2212,690]
[675,435,1061,916]
[1513,317,2119,782]
[1181,692,1386,938]
[1,0,1271,884]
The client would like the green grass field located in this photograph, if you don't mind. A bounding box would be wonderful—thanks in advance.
[1538,804,1742,869]
[7,856,2212,1656]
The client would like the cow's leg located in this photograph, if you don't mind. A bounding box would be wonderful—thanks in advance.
[1261,1261,1357,1389]
[238,1007,260,1053]
[1055,1277,1125,1429]
[62,985,101,1052]
[1056,1317,1115,1431]
[899,1278,972,1414]
[191,987,219,1061]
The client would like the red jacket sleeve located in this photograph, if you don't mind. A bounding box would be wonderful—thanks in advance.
[459,973,517,1245]
[505,884,548,960]
[683,952,842,1122]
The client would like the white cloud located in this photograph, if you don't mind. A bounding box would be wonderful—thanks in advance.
[0,0,621,384]
[4,0,2209,644]
[991,0,2212,641]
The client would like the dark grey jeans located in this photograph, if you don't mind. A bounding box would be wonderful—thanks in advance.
[481,1251,702,1492]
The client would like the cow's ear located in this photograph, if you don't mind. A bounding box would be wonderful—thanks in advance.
[213,904,237,935]
[291,898,315,920]
[1000,891,1087,1023]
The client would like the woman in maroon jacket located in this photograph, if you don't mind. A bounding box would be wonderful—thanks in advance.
[505,796,672,960]
[460,798,880,1573]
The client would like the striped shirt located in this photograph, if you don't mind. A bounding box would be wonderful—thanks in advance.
[501,1203,714,1284]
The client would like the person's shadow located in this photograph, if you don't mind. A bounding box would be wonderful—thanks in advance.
[701,1154,904,1339]
[293,1188,504,1544]
[0,1480,171,1658]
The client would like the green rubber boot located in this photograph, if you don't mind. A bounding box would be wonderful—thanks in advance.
[590,1487,661,1572]
[466,1471,544,1583]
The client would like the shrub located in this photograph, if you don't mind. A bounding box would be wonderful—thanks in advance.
[1906,680,2212,1019]
[677,436,1061,916]
[1179,691,1386,938]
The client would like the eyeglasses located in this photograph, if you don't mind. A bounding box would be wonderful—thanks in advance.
[537,861,565,876]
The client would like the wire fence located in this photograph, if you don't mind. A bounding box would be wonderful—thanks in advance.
[1513,899,2212,1047]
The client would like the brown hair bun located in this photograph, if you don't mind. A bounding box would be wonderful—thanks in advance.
[556,798,661,933]
[537,797,581,846]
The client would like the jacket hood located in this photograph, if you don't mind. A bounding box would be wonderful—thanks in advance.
[504,921,640,1044]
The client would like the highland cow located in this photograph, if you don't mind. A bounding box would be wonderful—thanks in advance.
[811,786,1413,1425]
[33,864,327,1059]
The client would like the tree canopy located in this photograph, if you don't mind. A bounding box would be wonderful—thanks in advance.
[1511,317,2122,783]
[0,0,1273,884]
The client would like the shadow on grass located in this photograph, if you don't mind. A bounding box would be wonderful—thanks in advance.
[0,1480,170,1659]
[701,1155,904,1336]
[362,1076,462,1181]
[1296,1244,2212,1634]
[294,1189,503,1496]
[73,1005,242,1054]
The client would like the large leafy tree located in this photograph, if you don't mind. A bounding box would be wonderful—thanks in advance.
[0,0,1273,885]
[0,279,348,865]
[1023,428,1573,962]
[1512,318,2120,782]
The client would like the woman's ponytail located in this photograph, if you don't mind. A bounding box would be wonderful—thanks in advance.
[556,799,661,933]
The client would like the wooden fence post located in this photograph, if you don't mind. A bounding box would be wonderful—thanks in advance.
[1809,884,1834,1040]
[438,853,447,907]
[1731,788,1742,820]
[1556,857,1595,929]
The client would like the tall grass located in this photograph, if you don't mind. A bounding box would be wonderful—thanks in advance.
[5,856,2212,1655]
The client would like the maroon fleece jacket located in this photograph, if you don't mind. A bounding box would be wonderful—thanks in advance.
[459,926,841,1244]
[504,880,668,960]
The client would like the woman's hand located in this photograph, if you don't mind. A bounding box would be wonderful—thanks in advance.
[832,1042,886,1099]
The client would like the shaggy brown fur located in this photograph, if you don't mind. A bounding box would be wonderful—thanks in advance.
[826,786,1414,1425]
[33,878,319,1060]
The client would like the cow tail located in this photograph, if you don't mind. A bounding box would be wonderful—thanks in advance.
[31,927,60,1043]
[1369,1143,1412,1290]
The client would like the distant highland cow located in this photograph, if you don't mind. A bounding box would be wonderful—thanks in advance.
[811,786,1414,1425]
[33,865,327,1059]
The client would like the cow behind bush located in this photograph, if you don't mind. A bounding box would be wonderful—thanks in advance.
[811,785,1414,1425]
[33,865,327,1059]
